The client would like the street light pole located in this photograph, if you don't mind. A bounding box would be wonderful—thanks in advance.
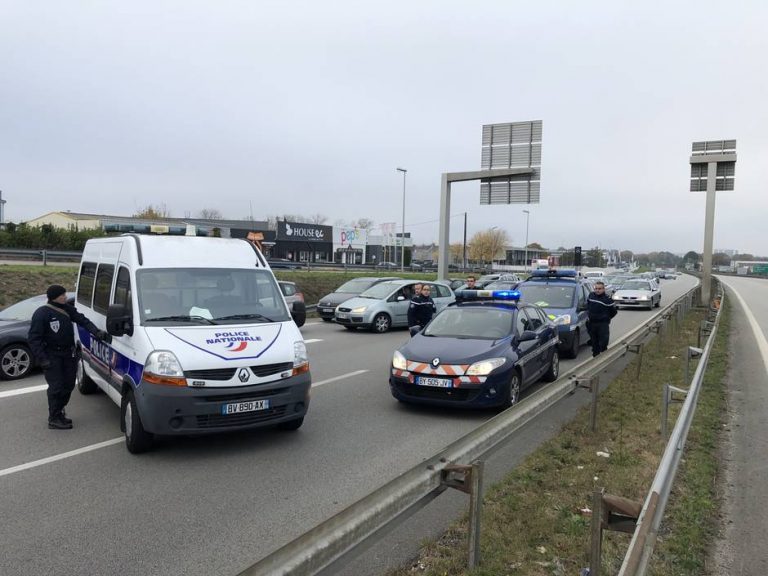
[397,167,407,272]
[523,210,530,271]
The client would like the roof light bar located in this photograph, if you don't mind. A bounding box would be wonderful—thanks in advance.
[455,289,521,301]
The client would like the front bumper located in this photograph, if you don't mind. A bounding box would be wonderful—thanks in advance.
[389,367,512,408]
[614,299,651,307]
[317,306,337,320]
[334,313,371,328]
[133,371,311,435]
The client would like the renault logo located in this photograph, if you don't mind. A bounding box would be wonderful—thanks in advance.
[431,357,440,367]
[238,368,250,383]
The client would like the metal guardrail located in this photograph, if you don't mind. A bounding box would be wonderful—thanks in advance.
[0,247,83,263]
[236,283,701,576]
[618,281,724,575]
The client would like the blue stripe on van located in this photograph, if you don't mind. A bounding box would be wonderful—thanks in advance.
[78,327,143,388]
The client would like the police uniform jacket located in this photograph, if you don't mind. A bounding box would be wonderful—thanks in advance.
[28,302,100,365]
[408,295,436,327]
[587,292,618,324]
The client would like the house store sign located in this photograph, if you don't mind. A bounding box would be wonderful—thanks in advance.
[277,221,331,242]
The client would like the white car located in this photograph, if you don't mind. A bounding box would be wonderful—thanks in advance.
[612,279,661,310]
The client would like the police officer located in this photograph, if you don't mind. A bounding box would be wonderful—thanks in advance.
[27,285,111,429]
[408,284,436,330]
[586,281,617,357]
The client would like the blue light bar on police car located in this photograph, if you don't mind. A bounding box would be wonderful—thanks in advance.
[455,289,521,301]
[529,269,578,278]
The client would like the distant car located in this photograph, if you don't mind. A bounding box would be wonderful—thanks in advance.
[278,281,306,327]
[376,261,398,269]
[335,280,454,333]
[389,290,559,408]
[267,258,303,270]
[0,292,75,380]
[612,279,661,310]
[316,277,400,321]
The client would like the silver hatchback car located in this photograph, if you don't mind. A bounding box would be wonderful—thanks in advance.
[334,279,455,333]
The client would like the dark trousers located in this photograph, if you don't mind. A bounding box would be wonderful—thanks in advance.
[588,321,610,357]
[44,353,78,421]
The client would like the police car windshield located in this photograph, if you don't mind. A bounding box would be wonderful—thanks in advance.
[358,281,400,299]
[423,307,514,340]
[516,285,575,309]
[137,268,290,325]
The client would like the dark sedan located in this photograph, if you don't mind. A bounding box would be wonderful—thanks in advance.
[0,292,74,380]
[389,290,559,409]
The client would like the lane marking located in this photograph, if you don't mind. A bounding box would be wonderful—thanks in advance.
[0,437,123,478]
[312,369,368,388]
[304,339,323,344]
[0,384,47,399]
[720,279,768,375]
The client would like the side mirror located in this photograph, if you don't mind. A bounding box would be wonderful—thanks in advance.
[409,325,422,337]
[291,301,307,325]
[106,303,133,337]
[518,330,538,343]
[397,295,406,301]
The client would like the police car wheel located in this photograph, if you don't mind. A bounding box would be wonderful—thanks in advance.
[372,313,391,333]
[503,371,522,408]
[277,416,304,431]
[76,358,99,394]
[564,330,580,359]
[543,350,559,382]
[122,390,154,454]
[0,344,32,381]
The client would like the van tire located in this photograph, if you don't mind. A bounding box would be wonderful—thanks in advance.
[122,390,154,454]
[277,416,304,431]
[76,358,99,394]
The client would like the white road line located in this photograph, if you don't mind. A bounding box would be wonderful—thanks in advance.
[0,384,47,399]
[312,369,368,388]
[0,437,123,478]
[721,280,768,375]
[304,338,323,344]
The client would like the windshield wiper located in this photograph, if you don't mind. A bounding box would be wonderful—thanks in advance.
[146,315,216,325]
[214,313,275,322]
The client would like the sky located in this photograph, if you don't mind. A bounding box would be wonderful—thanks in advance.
[2,1,767,256]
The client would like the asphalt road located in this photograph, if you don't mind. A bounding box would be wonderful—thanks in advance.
[712,276,768,575]
[0,275,697,576]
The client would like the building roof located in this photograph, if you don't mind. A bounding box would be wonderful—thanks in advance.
[31,211,268,230]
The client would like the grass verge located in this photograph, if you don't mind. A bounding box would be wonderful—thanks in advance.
[387,298,729,576]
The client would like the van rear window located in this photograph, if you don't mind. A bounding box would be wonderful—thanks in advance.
[93,264,115,314]
[77,262,97,307]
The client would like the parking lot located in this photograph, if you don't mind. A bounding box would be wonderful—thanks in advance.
[0,274,696,576]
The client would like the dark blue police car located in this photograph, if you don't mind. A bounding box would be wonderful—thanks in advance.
[389,290,559,409]
[516,269,591,358]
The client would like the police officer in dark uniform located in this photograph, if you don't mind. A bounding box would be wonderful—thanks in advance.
[27,285,111,429]
[586,281,618,357]
[407,284,436,330]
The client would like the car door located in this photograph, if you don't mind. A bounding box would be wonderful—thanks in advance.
[521,307,550,379]
[430,283,454,312]
[514,309,539,385]
[577,284,590,344]
[389,286,412,326]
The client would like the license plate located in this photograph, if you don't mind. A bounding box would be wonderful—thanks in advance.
[416,376,453,388]
[221,399,270,415]
[336,312,349,319]
[321,308,334,313]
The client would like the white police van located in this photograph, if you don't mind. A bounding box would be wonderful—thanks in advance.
[74,234,310,453]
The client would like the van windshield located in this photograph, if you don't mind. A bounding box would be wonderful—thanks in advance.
[137,268,291,325]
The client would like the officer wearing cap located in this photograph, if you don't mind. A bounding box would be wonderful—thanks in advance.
[28,285,111,429]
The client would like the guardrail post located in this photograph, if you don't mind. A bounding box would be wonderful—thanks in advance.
[589,488,605,576]
[626,343,644,385]
[42,249,48,266]
[441,462,485,569]
[576,376,600,432]
[684,346,703,385]
[661,383,690,440]
[589,490,641,576]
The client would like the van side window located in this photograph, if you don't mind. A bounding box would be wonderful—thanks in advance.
[77,262,97,306]
[93,264,115,314]
[113,267,132,310]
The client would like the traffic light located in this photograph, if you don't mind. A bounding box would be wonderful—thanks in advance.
[574,246,582,267]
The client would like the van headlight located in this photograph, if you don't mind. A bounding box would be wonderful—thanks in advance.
[293,341,310,375]
[143,351,187,386]
[466,358,506,376]
[392,350,407,371]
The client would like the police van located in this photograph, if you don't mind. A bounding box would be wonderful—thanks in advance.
[74,234,310,453]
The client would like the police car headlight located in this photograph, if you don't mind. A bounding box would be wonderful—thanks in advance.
[392,350,407,371]
[351,306,367,313]
[143,351,187,386]
[553,314,572,325]
[466,358,506,376]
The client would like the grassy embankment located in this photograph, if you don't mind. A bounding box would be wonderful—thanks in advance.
[386,299,729,576]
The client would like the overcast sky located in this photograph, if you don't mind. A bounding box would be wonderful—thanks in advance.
[2,1,766,255]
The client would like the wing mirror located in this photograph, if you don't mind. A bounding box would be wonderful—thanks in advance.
[291,301,307,326]
[517,330,537,343]
[106,303,133,337]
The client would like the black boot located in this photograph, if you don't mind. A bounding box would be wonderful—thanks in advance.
[48,415,73,430]
[60,410,72,425]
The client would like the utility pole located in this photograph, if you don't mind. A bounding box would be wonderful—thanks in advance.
[462,212,467,271]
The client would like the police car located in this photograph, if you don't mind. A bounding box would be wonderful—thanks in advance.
[515,269,590,358]
[389,290,559,409]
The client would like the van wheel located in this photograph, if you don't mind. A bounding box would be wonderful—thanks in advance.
[76,358,99,394]
[122,390,154,454]
[372,313,391,333]
[277,416,304,431]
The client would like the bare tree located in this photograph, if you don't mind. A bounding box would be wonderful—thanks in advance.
[198,208,224,220]
[309,213,328,225]
[134,204,171,219]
